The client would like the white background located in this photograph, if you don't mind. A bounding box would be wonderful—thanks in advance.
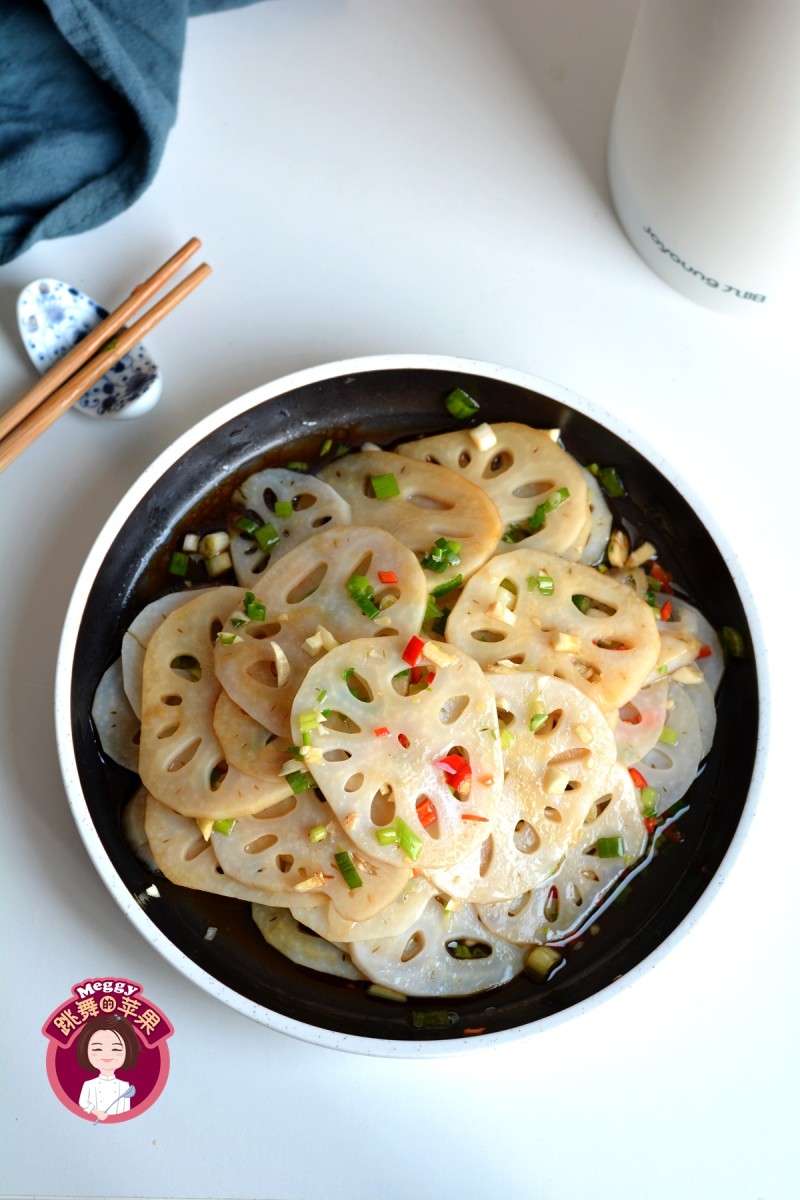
[0,2,796,1198]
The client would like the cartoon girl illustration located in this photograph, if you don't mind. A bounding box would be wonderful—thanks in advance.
[74,1015,140,1121]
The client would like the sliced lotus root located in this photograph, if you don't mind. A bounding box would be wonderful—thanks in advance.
[121,787,158,872]
[230,467,352,588]
[683,676,717,758]
[578,467,613,565]
[139,586,287,820]
[319,449,502,587]
[613,678,669,765]
[211,791,412,922]
[636,681,703,815]
[657,596,723,694]
[446,549,660,712]
[251,904,364,981]
[213,690,294,801]
[479,763,646,944]
[291,636,503,871]
[395,424,589,559]
[214,525,428,739]
[91,658,140,771]
[426,672,617,903]
[349,894,528,997]
[294,876,436,943]
[122,590,203,718]
[143,793,307,904]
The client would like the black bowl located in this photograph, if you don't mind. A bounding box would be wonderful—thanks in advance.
[56,355,763,1055]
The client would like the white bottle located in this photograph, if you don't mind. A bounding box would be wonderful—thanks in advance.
[608,0,800,315]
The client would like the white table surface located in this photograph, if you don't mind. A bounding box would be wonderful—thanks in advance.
[0,2,796,1198]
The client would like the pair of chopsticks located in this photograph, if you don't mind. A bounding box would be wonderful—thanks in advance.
[0,238,211,474]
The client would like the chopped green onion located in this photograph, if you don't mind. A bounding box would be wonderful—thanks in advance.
[394,817,423,862]
[645,574,663,592]
[286,461,307,471]
[243,593,266,622]
[334,849,363,889]
[431,574,462,597]
[421,537,462,573]
[229,614,247,628]
[572,594,591,614]
[285,770,312,794]
[342,667,356,681]
[274,500,293,518]
[254,522,280,552]
[308,824,328,843]
[524,945,563,982]
[319,438,333,456]
[410,1009,455,1029]
[375,826,398,846]
[535,572,554,596]
[598,466,625,498]
[640,786,659,815]
[528,488,570,533]
[596,836,625,858]
[423,593,442,626]
[445,387,479,420]
[529,712,548,733]
[298,710,320,732]
[659,726,678,745]
[212,818,236,836]
[169,551,189,577]
[236,515,260,535]
[301,731,312,746]
[371,472,400,499]
[316,688,328,703]
[366,984,407,1003]
[501,524,527,544]
[657,664,669,676]
[217,631,242,645]
[499,728,515,752]
[720,625,746,659]
[347,574,380,619]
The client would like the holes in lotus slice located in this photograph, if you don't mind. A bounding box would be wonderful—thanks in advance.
[613,678,669,764]
[290,635,503,871]
[214,525,428,739]
[428,671,616,902]
[448,549,660,712]
[396,423,589,559]
[349,896,527,997]
[212,690,294,805]
[251,904,364,980]
[230,467,352,589]
[478,762,646,945]
[91,657,140,771]
[138,587,288,820]
[319,450,502,587]
[636,681,705,814]
[211,790,412,923]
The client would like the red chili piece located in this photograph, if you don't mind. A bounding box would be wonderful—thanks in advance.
[628,766,648,789]
[402,635,425,667]
[374,726,390,737]
[416,796,437,828]
[697,644,712,659]
[650,562,674,594]
[435,754,472,793]
[660,599,673,622]
[378,570,398,584]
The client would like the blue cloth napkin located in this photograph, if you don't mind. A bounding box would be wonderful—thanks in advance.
[0,1,264,265]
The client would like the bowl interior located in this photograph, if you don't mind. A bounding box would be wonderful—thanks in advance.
[67,364,758,1044]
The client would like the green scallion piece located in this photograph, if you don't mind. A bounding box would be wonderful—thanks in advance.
[445,387,479,420]
[598,466,625,498]
[528,488,570,533]
[524,945,563,983]
[319,438,333,456]
[308,824,328,844]
[236,515,260,535]
[212,818,236,836]
[347,574,380,619]
[410,1009,455,1029]
[394,817,423,863]
[286,770,312,794]
[316,688,327,703]
[657,664,669,675]
[286,461,308,471]
[596,836,625,858]
[230,614,247,628]
[420,537,462,573]
[298,710,320,732]
[431,574,462,597]
[640,786,658,815]
[499,728,515,752]
[366,984,407,1003]
[254,522,280,552]
[334,849,363,889]
[572,594,591,614]
[536,572,554,596]
[301,731,312,746]
[720,625,746,659]
[529,712,548,733]
[169,551,189,577]
[659,726,678,746]
[423,594,442,626]
[274,500,293,518]
[244,593,266,622]
[371,472,400,499]
[217,631,242,645]
[375,826,398,846]
[342,667,356,681]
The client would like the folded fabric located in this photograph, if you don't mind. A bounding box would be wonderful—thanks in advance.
[0,0,265,265]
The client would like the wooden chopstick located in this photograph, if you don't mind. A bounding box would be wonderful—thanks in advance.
[0,236,202,445]
[0,262,212,475]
